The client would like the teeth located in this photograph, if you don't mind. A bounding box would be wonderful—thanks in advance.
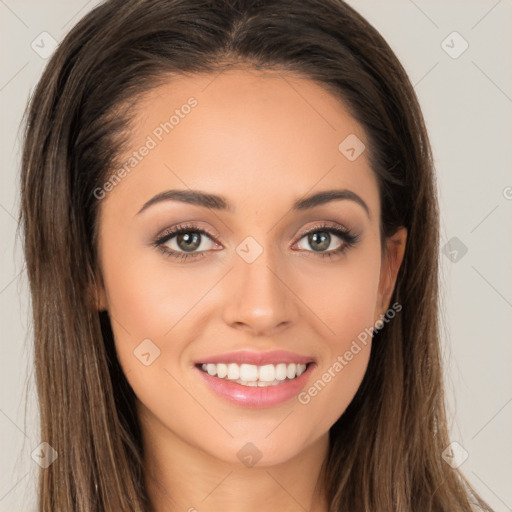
[275,363,287,381]
[216,363,228,379]
[259,364,275,382]
[227,363,239,380]
[200,362,308,384]
[240,363,258,381]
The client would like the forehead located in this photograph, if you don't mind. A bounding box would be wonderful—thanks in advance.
[102,68,379,218]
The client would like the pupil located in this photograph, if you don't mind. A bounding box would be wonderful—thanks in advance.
[177,232,201,252]
[309,232,330,251]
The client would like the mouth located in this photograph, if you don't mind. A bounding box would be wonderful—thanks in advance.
[193,351,316,408]
[195,361,311,387]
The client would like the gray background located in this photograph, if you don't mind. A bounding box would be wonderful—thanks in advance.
[1,0,511,510]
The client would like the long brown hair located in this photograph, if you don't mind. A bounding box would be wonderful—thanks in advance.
[19,0,493,510]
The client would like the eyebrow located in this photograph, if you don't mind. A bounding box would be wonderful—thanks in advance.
[136,188,370,217]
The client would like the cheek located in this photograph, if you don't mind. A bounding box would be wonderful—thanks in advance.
[98,240,235,426]
[97,241,200,381]
[294,242,382,344]
[100,242,217,342]
[294,292,376,439]
[291,249,381,429]
[100,251,206,436]
[296,345,371,441]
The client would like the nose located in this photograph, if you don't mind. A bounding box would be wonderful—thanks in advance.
[221,245,299,337]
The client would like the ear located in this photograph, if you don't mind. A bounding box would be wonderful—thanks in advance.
[374,227,407,321]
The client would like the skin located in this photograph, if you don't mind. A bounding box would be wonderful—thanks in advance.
[94,68,407,512]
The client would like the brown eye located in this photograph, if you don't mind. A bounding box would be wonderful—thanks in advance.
[306,232,332,252]
[175,232,202,252]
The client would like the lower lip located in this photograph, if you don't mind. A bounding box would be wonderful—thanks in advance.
[194,364,315,408]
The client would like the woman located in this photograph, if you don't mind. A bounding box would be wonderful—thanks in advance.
[19,0,494,510]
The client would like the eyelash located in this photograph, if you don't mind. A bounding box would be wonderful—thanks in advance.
[153,222,360,262]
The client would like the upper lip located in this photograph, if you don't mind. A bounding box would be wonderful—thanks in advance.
[195,350,315,366]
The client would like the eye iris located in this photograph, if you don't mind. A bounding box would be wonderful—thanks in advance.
[309,231,330,251]
[177,232,201,252]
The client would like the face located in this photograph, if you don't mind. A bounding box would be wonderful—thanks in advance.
[95,69,406,468]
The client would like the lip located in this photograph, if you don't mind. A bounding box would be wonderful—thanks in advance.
[194,350,315,366]
[194,362,316,408]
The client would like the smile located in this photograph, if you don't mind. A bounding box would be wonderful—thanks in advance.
[198,362,308,387]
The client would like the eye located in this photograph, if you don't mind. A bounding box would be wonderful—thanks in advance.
[153,224,221,261]
[294,223,359,258]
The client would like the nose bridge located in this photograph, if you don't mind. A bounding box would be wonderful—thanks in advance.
[221,236,297,335]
